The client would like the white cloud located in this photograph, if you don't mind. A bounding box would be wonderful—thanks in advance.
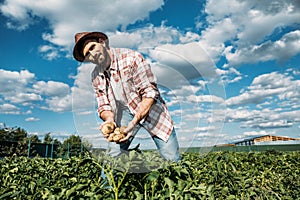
[7,93,42,104]
[195,126,216,132]
[110,25,184,50]
[187,94,224,104]
[0,69,35,92]
[226,87,285,107]
[0,103,20,114]
[199,18,236,61]
[1,0,299,66]
[225,30,300,66]
[33,80,72,112]
[205,0,300,45]
[0,0,164,52]
[33,80,70,97]
[276,110,300,123]
[45,94,72,112]
[217,67,243,85]
[71,63,96,112]
[255,120,293,129]
[171,85,202,96]
[38,45,60,60]
[225,105,300,131]
[225,108,257,123]
[0,69,72,113]
[203,0,300,65]
[236,2,300,45]
[150,42,218,81]
[251,72,292,89]
[226,71,298,107]
[25,117,40,122]
[184,112,204,120]
[243,130,273,137]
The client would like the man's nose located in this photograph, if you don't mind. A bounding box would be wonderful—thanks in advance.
[89,49,97,57]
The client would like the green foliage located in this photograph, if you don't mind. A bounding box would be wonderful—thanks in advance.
[0,151,299,199]
[0,127,32,157]
[29,135,41,143]
[0,126,27,142]
[0,126,91,158]
[56,135,91,158]
[43,133,53,144]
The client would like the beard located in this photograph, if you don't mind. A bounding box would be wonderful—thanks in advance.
[94,48,111,69]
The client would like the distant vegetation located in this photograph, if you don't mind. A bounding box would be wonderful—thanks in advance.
[0,126,91,158]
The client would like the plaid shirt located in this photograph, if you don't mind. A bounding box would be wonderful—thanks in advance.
[92,48,173,142]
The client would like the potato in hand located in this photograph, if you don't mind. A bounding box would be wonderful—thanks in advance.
[101,122,115,136]
[106,126,128,143]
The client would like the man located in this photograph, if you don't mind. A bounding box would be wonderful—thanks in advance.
[73,32,180,162]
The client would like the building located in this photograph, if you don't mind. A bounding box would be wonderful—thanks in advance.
[233,135,300,146]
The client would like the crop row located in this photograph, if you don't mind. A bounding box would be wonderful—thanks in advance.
[0,150,299,199]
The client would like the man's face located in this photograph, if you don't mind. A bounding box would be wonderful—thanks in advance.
[83,41,111,67]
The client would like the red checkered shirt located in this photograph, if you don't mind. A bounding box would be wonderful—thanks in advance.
[92,48,174,142]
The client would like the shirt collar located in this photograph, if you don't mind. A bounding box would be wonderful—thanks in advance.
[105,48,117,72]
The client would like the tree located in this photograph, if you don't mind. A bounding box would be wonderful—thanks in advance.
[14,127,27,141]
[0,126,29,156]
[43,132,61,145]
[0,126,27,142]
[29,135,41,143]
[58,135,91,158]
[44,132,52,144]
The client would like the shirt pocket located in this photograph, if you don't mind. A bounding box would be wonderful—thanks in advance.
[124,77,136,92]
[93,76,107,93]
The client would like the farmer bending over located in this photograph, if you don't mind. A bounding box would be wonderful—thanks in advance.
[73,31,180,162]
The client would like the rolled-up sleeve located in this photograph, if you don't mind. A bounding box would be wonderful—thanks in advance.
[132,53,159,100]
[92,75,112,116]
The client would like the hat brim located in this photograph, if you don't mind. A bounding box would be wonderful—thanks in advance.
[73,32,108,62]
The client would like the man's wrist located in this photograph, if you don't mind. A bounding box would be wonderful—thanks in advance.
[100,110,114,122]
[106,117,114,122]
[131,117,139,126]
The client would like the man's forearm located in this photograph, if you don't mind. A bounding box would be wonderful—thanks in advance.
[100,110,114,122]
[132,97,155,125]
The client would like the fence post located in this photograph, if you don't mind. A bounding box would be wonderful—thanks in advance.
[67,142,70,158]
[45,144,48,158]
[51,141,54,159]
[27,139,31,158]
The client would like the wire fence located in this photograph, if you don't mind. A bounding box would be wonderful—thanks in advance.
[2,140,300,159]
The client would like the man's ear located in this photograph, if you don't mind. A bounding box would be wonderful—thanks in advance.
[98,38,109,49]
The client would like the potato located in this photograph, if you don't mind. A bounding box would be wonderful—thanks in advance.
[107,133,115,142]
[114,127,120,134]
[103,125,128,143]
[119,126,127,135]
[113,134,124,142]
[101,122,115,135]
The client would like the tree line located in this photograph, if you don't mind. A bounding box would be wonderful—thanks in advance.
[0,126,92,158]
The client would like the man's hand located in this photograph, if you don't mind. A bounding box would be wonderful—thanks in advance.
[118,121,135,143]
[99,110,115,139]
[118,98,154,143]
[100,120,116,138]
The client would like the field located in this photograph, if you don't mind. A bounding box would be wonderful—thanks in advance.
[0,150,299,199]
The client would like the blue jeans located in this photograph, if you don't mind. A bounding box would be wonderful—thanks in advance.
[107,108,181,162]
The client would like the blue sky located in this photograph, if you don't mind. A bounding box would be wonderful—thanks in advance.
[0,0,299,149]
